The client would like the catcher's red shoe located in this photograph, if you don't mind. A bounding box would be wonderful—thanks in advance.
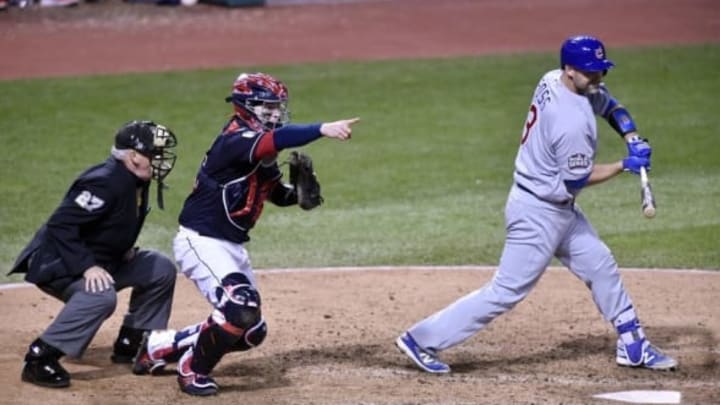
[132,331,168,375]
[176,347,218,396]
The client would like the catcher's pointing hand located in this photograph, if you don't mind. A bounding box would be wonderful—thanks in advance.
[320,117,360,140]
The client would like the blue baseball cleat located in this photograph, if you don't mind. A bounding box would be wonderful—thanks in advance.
[616,338,678,370]
[395,332,450,374]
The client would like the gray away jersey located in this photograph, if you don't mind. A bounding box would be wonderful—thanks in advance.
[513,69,608,203]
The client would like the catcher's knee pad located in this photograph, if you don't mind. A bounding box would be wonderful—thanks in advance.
[214,273,262,331]
[231,319,267,352]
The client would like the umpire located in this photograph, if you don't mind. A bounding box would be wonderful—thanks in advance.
[9,120,179,388]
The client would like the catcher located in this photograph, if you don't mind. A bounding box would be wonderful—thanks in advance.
[132,72,359,396]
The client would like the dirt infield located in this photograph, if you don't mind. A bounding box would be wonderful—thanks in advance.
[1,268,719,404]
[1,0,719,404]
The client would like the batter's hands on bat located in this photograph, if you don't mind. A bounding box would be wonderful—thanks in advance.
[320,117,360,140]
[622,155,650,175]
[84,265,115,293]
[626,136,651,158]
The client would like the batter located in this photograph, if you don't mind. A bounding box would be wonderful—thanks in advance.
[396,35,678,374]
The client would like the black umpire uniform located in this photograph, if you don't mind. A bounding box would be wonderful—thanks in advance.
[9,120,179,388]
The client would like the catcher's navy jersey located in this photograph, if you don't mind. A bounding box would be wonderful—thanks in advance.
[179,117,283,243]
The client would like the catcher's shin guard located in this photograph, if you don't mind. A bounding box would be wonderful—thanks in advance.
[133,324,203,375]
[188,320,242,375]
[180,273,264,374]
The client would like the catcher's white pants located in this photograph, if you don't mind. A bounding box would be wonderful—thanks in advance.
[142,227,260,363]
[173,225,258,307]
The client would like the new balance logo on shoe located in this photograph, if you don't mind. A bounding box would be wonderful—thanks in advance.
[616,339,678,371]
[395,332,450,374]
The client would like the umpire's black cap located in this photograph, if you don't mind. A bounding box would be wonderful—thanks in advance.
[114,120,158,157]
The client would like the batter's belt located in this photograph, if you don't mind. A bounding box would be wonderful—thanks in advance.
[515,183,575,207]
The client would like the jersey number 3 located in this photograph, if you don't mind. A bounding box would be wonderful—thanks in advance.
[521,104,538,145]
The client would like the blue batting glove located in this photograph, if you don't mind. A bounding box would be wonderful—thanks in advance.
[626,136,652,158]
[622,155,650,175]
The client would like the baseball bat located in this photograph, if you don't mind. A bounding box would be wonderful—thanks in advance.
[640,166,656,218]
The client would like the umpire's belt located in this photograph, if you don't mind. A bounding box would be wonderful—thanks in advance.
[515,183,574,207]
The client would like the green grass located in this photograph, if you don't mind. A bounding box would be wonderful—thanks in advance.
[1,44,718,283]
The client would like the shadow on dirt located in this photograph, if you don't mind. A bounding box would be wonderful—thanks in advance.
[68,325,717,392]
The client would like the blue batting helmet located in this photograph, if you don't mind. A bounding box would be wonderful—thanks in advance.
[560,35,615,72]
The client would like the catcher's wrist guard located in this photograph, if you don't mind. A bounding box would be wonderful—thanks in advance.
[269,183,298,207]
[287,151,323,210]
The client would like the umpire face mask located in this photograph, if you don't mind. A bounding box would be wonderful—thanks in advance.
[115,120,178,209]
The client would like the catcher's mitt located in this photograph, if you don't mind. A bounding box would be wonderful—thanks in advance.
[288,151,323,210]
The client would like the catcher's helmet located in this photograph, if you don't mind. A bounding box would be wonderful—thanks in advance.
[560,35,615,73]
[226,72,289,130]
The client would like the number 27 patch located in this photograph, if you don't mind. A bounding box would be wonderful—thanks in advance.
[74,190,105,212]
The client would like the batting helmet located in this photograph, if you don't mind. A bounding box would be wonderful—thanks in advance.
[226,72,289,130]
[560,35,615,72]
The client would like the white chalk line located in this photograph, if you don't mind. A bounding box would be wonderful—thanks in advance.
[1,265,717,291]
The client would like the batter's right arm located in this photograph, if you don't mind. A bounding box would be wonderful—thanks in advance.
[585,161,624,187]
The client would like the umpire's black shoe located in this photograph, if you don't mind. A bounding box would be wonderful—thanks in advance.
[110,347,136,364]
[111,326,147,363]
[21,357,70,388]
[21,338,70,388]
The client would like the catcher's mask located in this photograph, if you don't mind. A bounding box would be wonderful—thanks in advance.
[115,120,178,209]
[225,72,290,130]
